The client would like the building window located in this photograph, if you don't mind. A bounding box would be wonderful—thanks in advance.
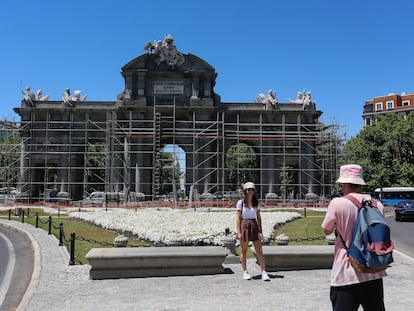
[364,104,373,113]
[365,117,372,126]
[386,100,394,110]
[402,100,410,106]
[375,102,383,111]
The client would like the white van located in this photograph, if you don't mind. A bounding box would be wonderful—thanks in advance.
[83,191,106,206]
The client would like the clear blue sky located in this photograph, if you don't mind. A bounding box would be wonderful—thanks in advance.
[2,0,414,138]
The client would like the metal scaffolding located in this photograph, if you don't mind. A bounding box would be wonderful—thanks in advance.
[1,99,345,204]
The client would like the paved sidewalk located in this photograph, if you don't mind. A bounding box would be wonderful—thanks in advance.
[1,219,413,311]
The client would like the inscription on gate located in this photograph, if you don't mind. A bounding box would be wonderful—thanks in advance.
[154,81,184,94]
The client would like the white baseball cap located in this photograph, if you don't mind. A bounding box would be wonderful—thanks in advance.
[243,182,256,190]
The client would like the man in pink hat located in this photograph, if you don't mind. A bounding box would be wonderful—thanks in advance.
[321,164,386,311]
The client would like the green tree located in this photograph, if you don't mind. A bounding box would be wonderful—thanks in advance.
[159,151,181,195]
[0,128,20,188]
[279,166,294,199]
[225,143,256,190]
[344,114,414,190]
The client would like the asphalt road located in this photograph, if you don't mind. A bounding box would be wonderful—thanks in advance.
[386,211,414,258]
[0,226,34,311]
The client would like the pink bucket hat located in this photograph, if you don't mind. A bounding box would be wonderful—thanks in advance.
[335,164,366,185]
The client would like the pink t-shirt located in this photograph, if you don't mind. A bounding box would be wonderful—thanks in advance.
[321,193,387,286]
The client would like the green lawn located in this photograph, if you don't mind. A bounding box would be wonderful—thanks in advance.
[272,212,327,246]
[1,208,151,264]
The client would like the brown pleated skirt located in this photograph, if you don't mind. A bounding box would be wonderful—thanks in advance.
[240,218,260,242]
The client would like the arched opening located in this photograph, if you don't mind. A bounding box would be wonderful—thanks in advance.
[225,143,257,191]
[160,144,186,200]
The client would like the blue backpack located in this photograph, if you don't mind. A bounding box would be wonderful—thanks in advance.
[337,195,394,273]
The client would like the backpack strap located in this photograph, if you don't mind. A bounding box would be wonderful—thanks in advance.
[336,194,373,251]
[336,229,349,251]
[345,194,378,209]
[344,194,363,208]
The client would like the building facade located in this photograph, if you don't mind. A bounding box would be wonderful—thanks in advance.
[363,92,414,127]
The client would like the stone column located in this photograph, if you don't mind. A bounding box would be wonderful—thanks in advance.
[123,136,130,201]
[204,78,211,98]
[137,71,147,98]
[190,73,200,106]
[124,73,133,99]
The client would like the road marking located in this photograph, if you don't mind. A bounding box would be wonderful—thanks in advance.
[0,231,16,306]
[394,249,414,262]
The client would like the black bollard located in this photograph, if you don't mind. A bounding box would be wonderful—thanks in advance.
[304,207,307,218]
[35,212,39,228]
[8,209,11,220]
[21,210,25,223]
[59,223,64,246]
[48,216,52,235]
[69,232,76,265]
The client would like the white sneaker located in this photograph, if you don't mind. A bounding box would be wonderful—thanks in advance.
[243,271,251,280]
[262,271,270,281]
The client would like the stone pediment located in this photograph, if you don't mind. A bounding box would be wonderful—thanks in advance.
[122,53,216,74]
[118,36,219,107]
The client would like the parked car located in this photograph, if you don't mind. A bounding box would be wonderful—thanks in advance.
[394,200,414,221]
[200,192,224,201]
[83,191,106,206]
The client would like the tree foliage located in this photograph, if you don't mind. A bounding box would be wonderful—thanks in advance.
[344,114,414,190]
[279,166,295,199]
[159,151,181,195]
[0,130,20,188]
[225,143,256,190]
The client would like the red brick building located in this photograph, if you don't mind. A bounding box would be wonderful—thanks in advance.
[363,92,414,127]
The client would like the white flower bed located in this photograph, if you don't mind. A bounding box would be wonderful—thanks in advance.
[69,208,301,246]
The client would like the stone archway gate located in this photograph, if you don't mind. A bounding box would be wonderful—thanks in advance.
[13,36,336,202]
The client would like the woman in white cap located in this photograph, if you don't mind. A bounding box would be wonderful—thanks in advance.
[236,181,270,281]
